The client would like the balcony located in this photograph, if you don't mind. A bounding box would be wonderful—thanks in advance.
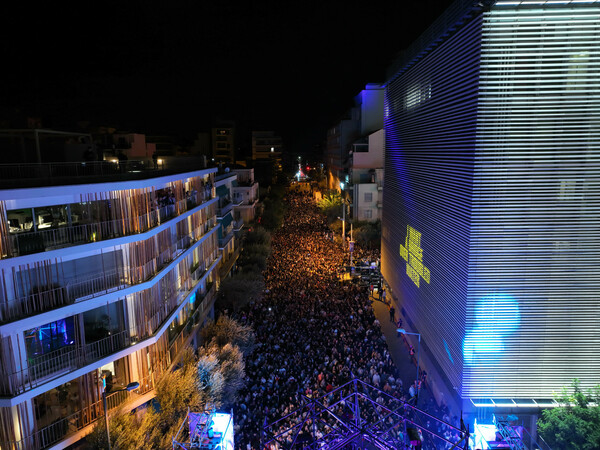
[0,255,220,397]
[2,193,213,259]
[0,223,212,324]
[5,285,219,449]
[218,201,233,218]
[2,373,156,450]
[233,218,244,232]
[218,229,234,249]
[219,246,241,279]
[0,330,130,397]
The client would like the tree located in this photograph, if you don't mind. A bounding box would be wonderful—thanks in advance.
[200,315,256,356]
[87,349,204,450]
[244,227,271,246]
[197,342,245,408]
[317,191,342,212]
[352,220,381,250]
[237,243,270,271]
[537,379,600,450]
[317,191,343,225]
[217,275,264,312]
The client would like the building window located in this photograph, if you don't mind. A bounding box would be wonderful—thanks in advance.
[363,209,372,219]
[364,193,373,202]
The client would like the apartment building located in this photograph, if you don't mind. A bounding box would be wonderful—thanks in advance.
[327,84,384,221]
[348,129,384,222]
[215,172,243,281]
[212,123,236,164]
[231,168,259,224]
[0,164,221,449]
[251,131,282,163]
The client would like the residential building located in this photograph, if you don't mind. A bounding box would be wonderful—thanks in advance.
[111,133,156,160]
[215,172,243,280]
[346,84,384,222]
[381,0,600,417]
[325,109,359,191]
[232,168,259,224]
[348,129,384,222]
[0,129,94,164]
[0,162,221,448]
[212,123,236,164]
[251,131,282,163]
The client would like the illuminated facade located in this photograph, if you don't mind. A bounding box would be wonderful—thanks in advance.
[382,0,600,405]
[0,166,221,448]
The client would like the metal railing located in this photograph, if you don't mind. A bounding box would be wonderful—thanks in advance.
[4,195,209,259]
[233,218,244,230]
[167,284,216,363]
[0,374,156,450]
[0,330,130,396]
[66,268,127,302]
[0,160,146,182]
[0,285,70,324]
[217,201,233,217]
[218,229,234,249]
[0,221,213,324]
[0,243,217,398]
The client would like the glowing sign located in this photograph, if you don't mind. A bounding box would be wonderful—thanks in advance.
[399,225,430,287]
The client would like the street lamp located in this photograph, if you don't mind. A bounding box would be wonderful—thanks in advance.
[396,328,421,404]
[102,377,140,450]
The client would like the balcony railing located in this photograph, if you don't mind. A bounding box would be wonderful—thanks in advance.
[0,255,219,396]
[168,283,216,363]
[233,218,244,231]
[218,201,233,217]
[0,330,129,396]
[219,246,241,279]
[3,195,210,259]
[0,373,156,450]
[1,289,218,449]
[218,229,234,249]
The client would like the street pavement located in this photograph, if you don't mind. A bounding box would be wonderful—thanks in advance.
[369,287,464,421]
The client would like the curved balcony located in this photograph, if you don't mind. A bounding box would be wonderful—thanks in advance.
[0,221,215,325]
[0,262,218,398]
[2,191,214,259]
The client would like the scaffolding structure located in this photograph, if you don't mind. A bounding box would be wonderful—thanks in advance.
[262,378,470,449]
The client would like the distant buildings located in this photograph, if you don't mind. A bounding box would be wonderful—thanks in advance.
[251,131,282,164]
[212,122,236,164]
[381,0,600,413]
[325,84,384,222]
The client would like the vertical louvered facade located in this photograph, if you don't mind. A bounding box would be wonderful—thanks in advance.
[382,0,600,403]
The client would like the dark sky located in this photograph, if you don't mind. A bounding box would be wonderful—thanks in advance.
[1,0,454,154]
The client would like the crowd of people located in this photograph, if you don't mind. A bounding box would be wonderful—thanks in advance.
[232,191,462,450]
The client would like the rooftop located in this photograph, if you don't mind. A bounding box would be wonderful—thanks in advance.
[0,158,216,189]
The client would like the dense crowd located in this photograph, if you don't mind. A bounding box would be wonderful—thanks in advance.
[233,192,460,450]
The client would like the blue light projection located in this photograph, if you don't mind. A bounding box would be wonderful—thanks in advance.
[463,292,520,366]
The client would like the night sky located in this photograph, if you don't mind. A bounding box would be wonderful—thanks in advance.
[1,0,455,155]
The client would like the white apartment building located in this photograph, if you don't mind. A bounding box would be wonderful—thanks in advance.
[0,165,221,449]
[348,129,384,222]
[215,172,243,280]
[231,168,259,224]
